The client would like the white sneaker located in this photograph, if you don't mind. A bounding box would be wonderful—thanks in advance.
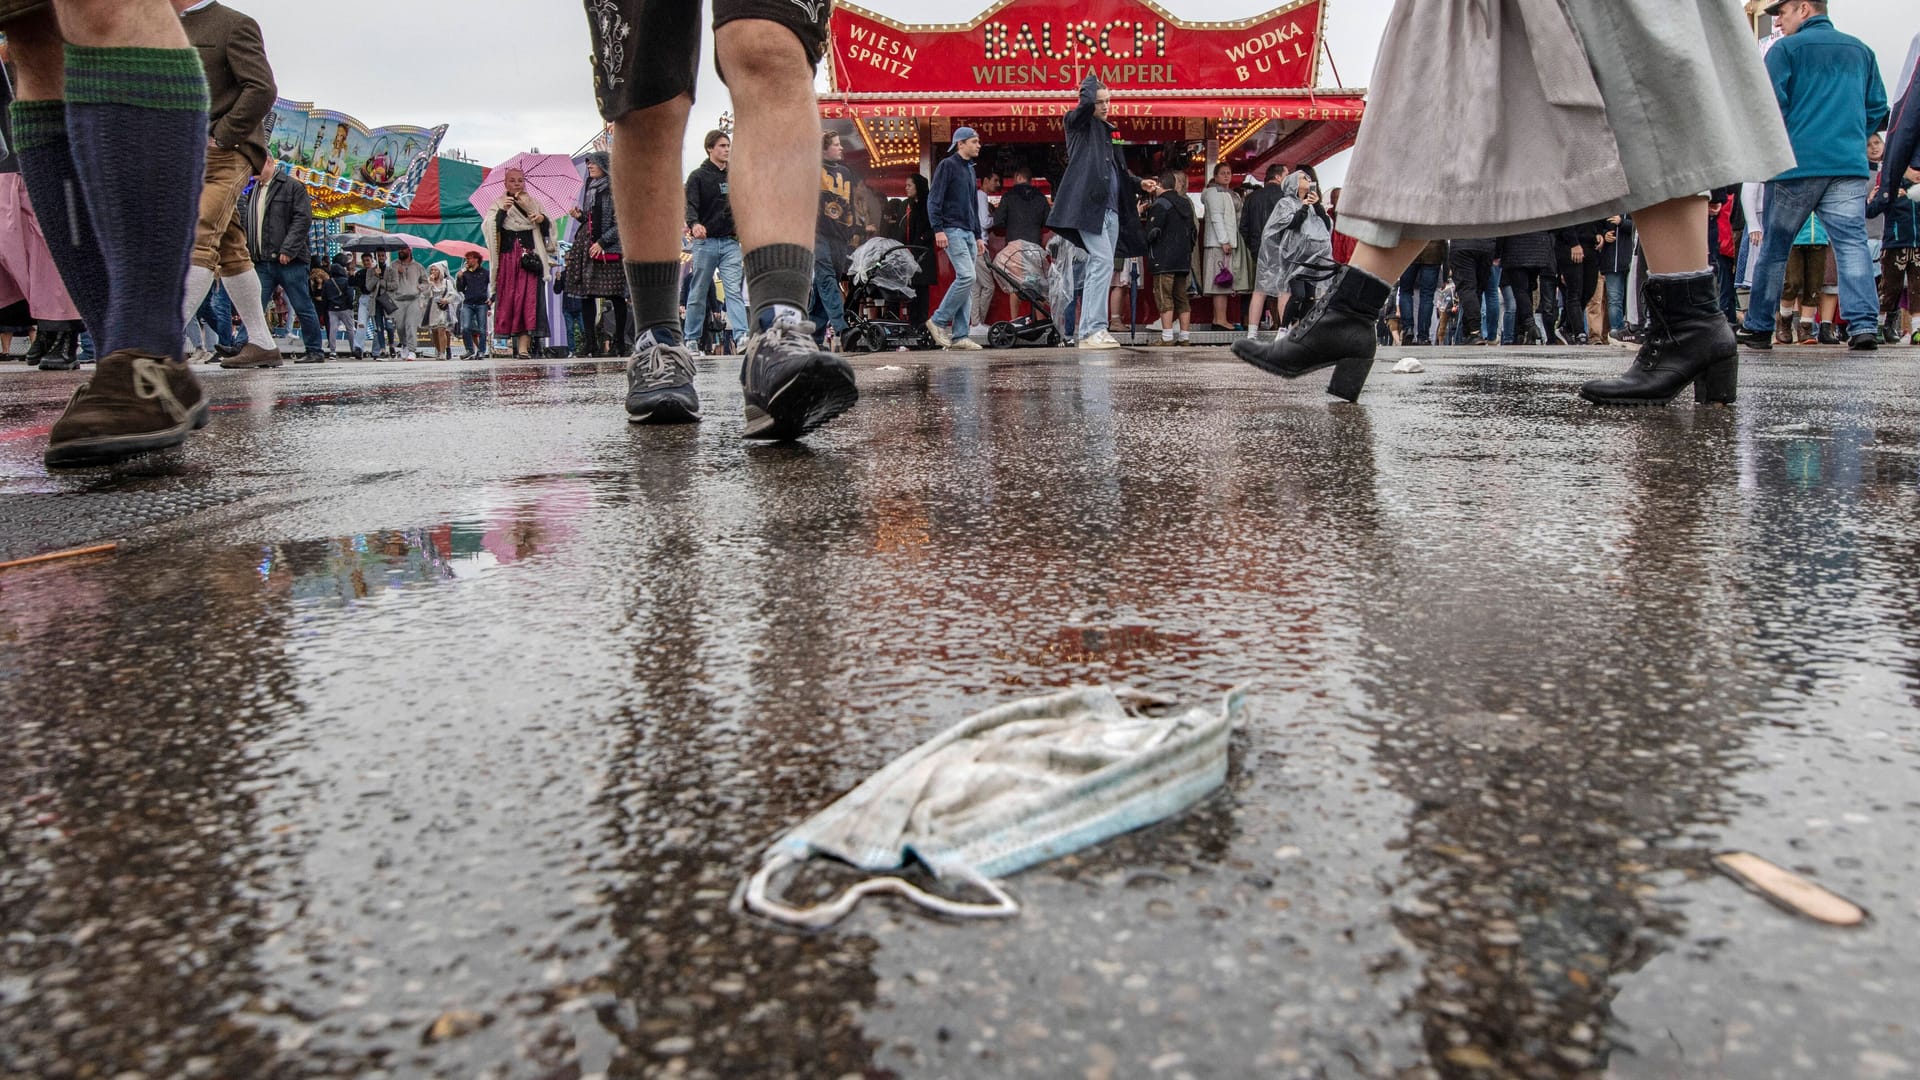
[1077,330,1121,351]
[950,337,983,351]
[925,320,954,348]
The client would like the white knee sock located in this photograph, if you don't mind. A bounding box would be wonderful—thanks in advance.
[222,271,275,347]
[181,266,216,330]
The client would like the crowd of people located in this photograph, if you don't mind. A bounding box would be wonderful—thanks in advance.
[0,0,1910,468]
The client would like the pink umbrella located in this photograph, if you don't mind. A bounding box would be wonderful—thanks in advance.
[468,152,583,223]
[434,239,488,260]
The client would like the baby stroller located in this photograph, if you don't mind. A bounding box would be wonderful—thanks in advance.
[842,238,936,353]
[983,239,1062,348]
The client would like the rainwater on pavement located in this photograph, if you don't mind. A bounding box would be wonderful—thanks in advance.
[1,346,1916,1079]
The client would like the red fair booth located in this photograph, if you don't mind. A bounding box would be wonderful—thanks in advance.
[818,0,1367,333]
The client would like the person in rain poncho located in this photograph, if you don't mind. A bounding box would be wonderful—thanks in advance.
[1232,0,1796,406]
[1254,170,1336,333]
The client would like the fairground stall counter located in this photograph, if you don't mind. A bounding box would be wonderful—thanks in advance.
[819,0,1366,330]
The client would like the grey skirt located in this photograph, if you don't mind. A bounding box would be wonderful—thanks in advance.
[1339,0,1794,247]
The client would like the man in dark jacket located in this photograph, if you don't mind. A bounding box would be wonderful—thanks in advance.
[991,164,1050,247]
[680,130,749,354]
[1739,0,1889,352]
[242,157,322,360]
[178,0,283,371]
[1237,164,1288,332]
[926,127,984,349]
[324,253,357,357]
[1144,169,1195,345]
[1047,76,1157,350]
[455,252,490,358]
[1596,215,1637,342]
[1497,230,1556,345]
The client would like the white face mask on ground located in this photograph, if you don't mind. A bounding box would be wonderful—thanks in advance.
[740,685,1247,928]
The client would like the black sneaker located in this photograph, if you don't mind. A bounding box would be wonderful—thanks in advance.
[1733,326,1773,351]
[739,314,858,440]
[295,351,327,364]
[625,332,701,424]
[1848,332,1879,351]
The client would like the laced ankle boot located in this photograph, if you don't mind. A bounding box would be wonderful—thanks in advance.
[1231,264,1391,401]
[1579,270,1736,406]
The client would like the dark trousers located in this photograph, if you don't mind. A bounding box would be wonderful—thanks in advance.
[1450,249,1493,340]
[1506,267,1540,342]
[1281,277,1316,327]
[1559,260,1599,339]
[581,296,630,356]
[1535,268,1566,341]
[256,259,323,353]
[1711,249,1740,326]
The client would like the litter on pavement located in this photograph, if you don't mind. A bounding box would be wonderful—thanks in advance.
[1712,851,1868,927]
[741,685,1246,929]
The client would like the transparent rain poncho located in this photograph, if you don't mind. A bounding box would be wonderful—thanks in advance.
[991,239,1049,300]
[742,686,1246,928]
[1254,170,1337,297]
[849,237,921,297]
[1045,235,1087,341]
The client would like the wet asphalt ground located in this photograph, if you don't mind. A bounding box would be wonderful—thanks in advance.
[1,344,1917,1080]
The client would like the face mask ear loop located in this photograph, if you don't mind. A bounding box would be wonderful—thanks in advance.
[744,854,1020,928]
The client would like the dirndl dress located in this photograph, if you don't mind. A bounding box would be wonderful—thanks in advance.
[563,238,629,298]
[1338,0,1794,247]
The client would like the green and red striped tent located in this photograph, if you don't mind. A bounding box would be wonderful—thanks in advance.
[387,157,488,272]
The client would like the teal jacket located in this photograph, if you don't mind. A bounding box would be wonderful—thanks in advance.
[1765,16,1889,181]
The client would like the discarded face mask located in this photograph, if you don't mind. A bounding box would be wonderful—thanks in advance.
[742,685,1247,929]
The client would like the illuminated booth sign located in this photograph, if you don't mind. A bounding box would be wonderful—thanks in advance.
[821,0,1364,165]
[832,0,1325,95]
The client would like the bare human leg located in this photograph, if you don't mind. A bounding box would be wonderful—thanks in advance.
[708,19,857,440]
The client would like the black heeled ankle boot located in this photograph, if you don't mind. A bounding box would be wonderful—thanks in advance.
[1579,270,1736,406]
[35,332,78,371]
[1231,265,1391,402]
[24,331,54,365]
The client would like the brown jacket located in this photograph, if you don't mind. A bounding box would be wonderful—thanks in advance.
[181,1,276,171]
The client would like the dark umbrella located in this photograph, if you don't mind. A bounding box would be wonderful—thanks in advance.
[335,233,426,253]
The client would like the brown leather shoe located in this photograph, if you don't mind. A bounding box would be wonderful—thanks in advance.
[219,342,283,368]
[44,351,210,468]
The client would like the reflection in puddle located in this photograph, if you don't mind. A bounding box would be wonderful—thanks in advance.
[265,483,590,605]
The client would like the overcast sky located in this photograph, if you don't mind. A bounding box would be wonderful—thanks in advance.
[254,0,1915,187]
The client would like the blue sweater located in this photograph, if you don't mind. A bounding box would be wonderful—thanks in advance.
[928,153,980,237]
[1766,16,1890,181]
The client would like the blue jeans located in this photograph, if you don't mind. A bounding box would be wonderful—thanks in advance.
[1076,210,1120,340]
[256,259,323,353]
[196,285,236,349]
[683,237,748,349]
[1605,270,1629,335]
[461,301,488,355]
[1482,265,1503,341]
[1499,284,1517,343]
[1398,263,1441,343]
[810,257,846,343]
[1744,176,1878,337]
[358,295,387,354]
[932,228,979,340]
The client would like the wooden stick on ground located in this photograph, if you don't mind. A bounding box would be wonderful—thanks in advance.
[0,542,120,572]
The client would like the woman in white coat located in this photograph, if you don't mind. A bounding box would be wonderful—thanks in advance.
[1200,164,1246,330]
